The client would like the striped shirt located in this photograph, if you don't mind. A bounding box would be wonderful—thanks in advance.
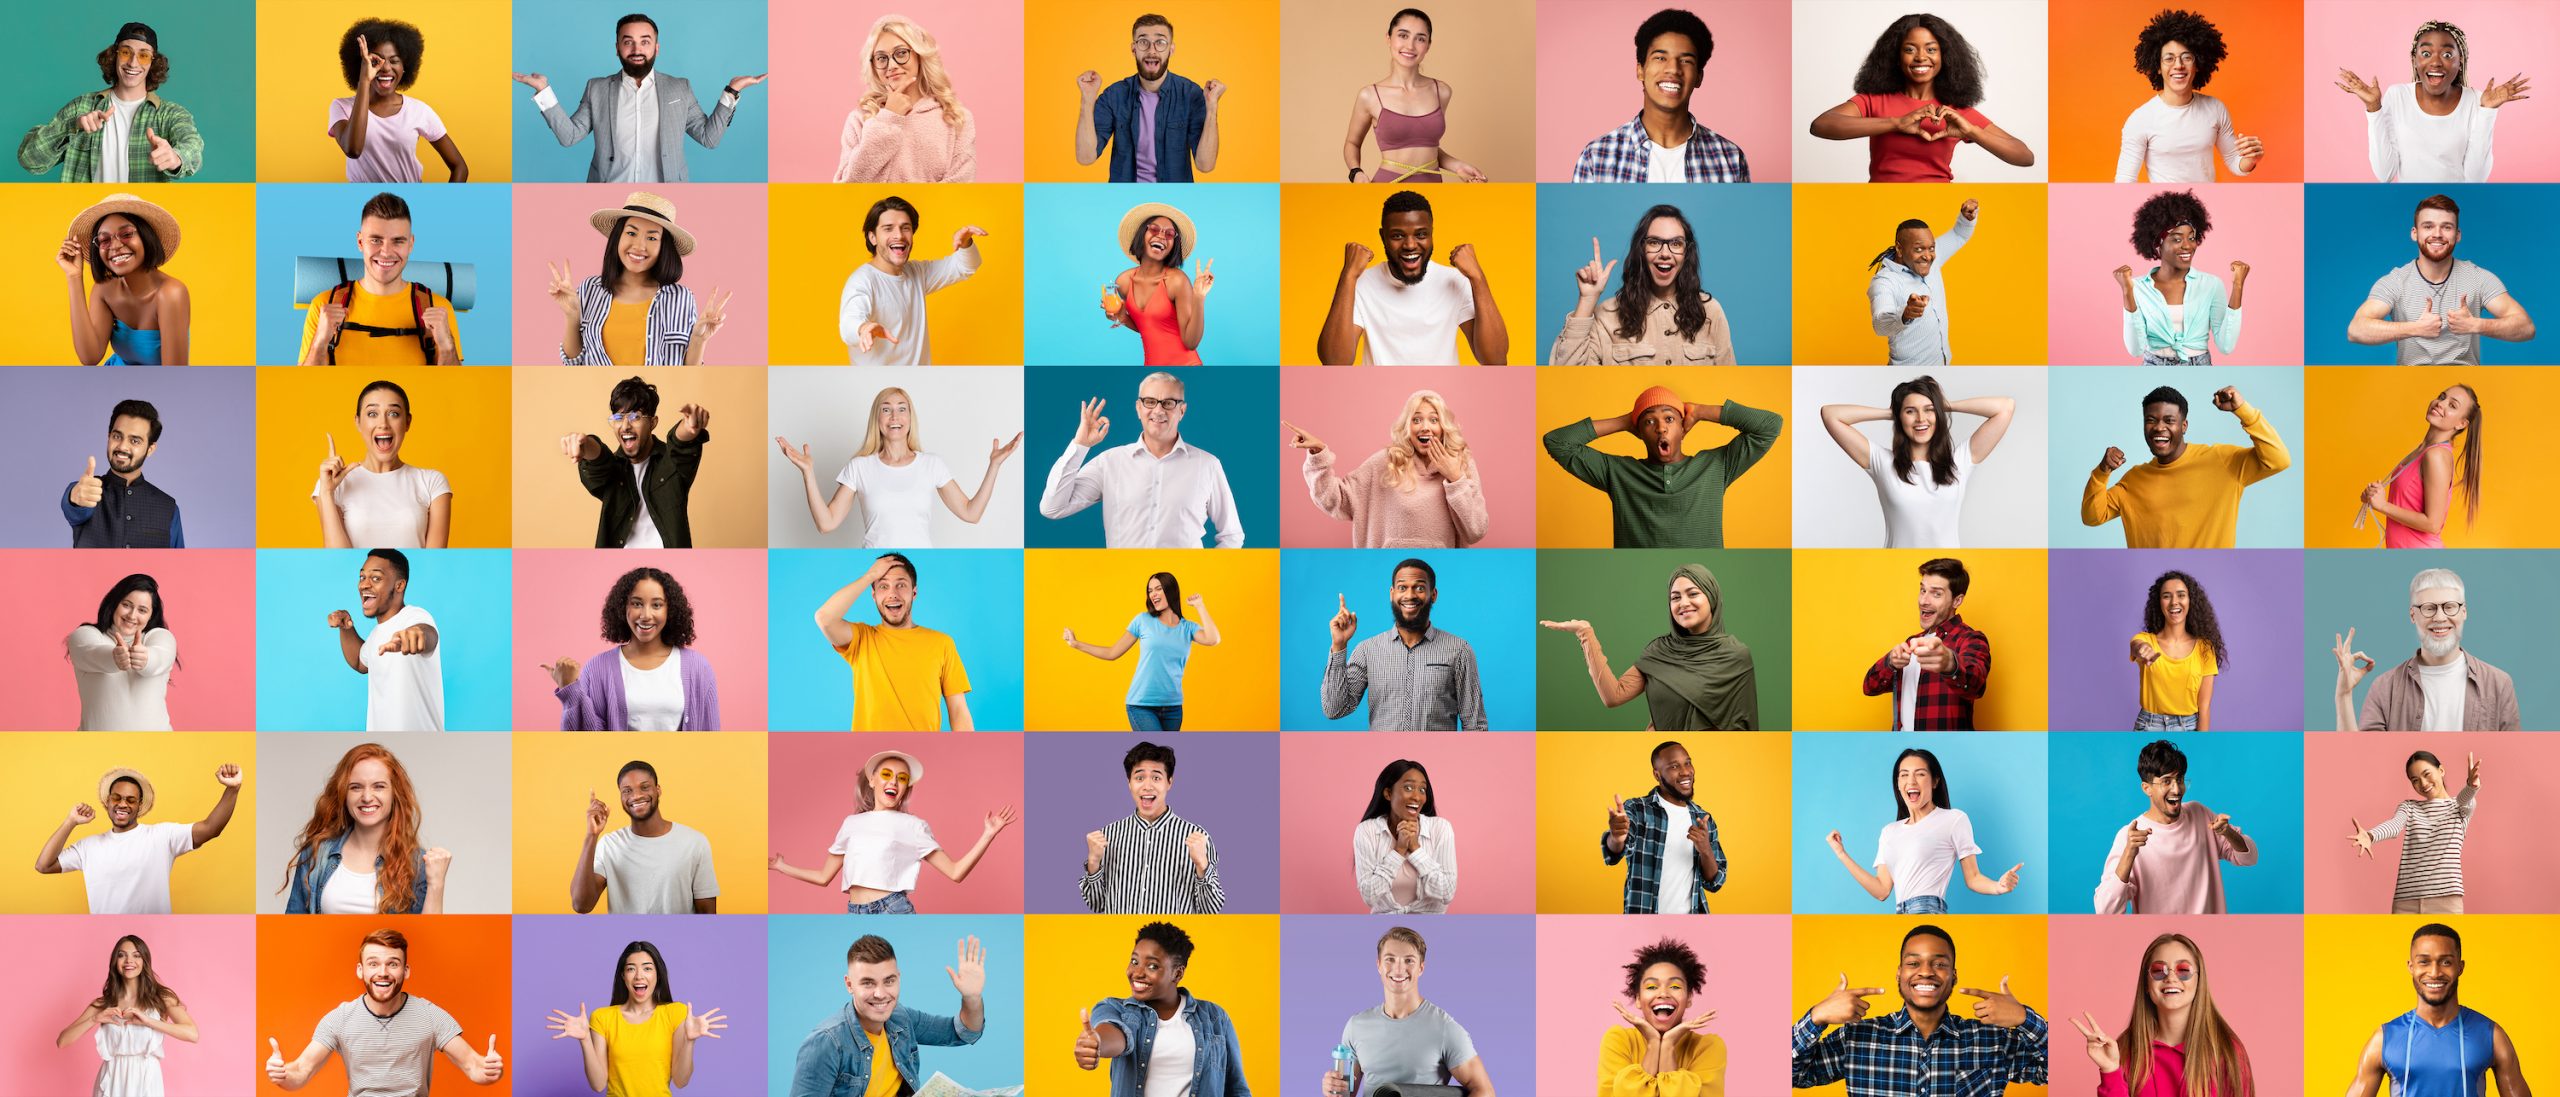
[314,994,462,1097]
[1541,401,1784,548]
[1081,811,1224,914]
[2371,787,2477,901]
[1321,627,1488,731]
[562,277,698,365]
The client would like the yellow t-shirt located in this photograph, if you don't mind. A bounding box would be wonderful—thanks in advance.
[593,1001,686,1097]
[603,299,649,365]
[1597,1024,1725,1097]
[841,621,971,731]
[864,1027,901,1097]
[298,283,463,365]
[2132,631,2220,716]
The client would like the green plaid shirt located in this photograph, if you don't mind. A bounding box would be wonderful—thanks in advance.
[18,91,203,182]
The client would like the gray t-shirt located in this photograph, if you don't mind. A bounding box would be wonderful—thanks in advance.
[595,821,720,914]
[2368,259,2510,365]
[1340,1000,1477,1092]
[316,994,463,1097]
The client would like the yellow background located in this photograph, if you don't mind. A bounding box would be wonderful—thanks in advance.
[1534,731,1793,914]
[2302,915,2554,1093]
[1022,914,1280,1094]
[1021,0,1283,182]
[507,732,770,913]
[1278,182,1538,365]
[0,184,258,365]
[1791,914,2050,1096]
[2302,367,2559,548]
[255,0,515,181]
[1021,549,1281,731]
[254,366,515,547]
[765,183,1025,366]
[1790,550,2051,731]
[1790,184,2048,366]
[507,365,770,547]
[1531,365,1796,547]
[5,734,259,914]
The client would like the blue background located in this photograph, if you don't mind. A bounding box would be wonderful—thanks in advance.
[762,914,1026,1093]
[2045,365,2306,548]
[2304,183,2558,365]
[1278,548,1538,732]
[1791,732,2052,914]
[764,548,1026,731]
[1021,366,1280,549]
[508,0,771,182]
[0,1,261,182]
[1534,183,1795,364]
[254,183,517,365]
[255,548,515,731]
[2045,732,2305,914]
[1022,183,1282,365]
[2299,549,2557,730]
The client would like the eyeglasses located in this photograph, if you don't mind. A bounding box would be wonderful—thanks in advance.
[1641,236,1689,255]
[114,46,156,65]
[1137,397,1186,412]
[870,47,913,71]
[874,767,912,786]
[2147,961,2195,983]
[2412,602,2466,619]
[608,411,654,423]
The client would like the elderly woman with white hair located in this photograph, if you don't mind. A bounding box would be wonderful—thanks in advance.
[835,14,977,182]
[2332,566,2521,731]
[1282,389,1488,549]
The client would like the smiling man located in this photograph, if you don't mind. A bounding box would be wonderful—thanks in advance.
[1075,13,1225,182]
[1321,558,1488,732]
[2347,193,2535,365]
[18,21,203,182]
[1541,382,1783,548]
[572,759,719,915]
[790,935,988,1097]
[1324,927,1496,1097]
[266,928,504,1093]
[814,552,974,731]
[1040,372,1245,548]
[1867,200,1980,367]
[2334,567,2520,733]
[1792,924,2048,1096]
[511,11,764,183]
[1602,740,1727,914]
[2093,739,2256,915]
[1082,741,1223,915]
[1318,190,1509,365]
[2344,924,2533,1096]
[561,375,710,548]
[300,192,462,366]
[63,399,183,549]
[837,195,988,366]
[326,548,444,732]
[2338,21,2530,183]
[1861,557,1990,731]
[2080,384,2291,549]
[35,764,240,914]
[1571,8,1749,182]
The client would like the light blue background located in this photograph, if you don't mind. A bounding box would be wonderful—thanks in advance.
[1791,732,2051,914]
[1021,366,1280,549]
[1534,183,1795,364]
[1278,548,1538,731]
[764,548,1025,731]
[762,915,1025,1093]
[1022,183,1281,365]
[509,0,771,182]
[2300,549,2556,730]
[2045,366,2305,548]
[254,183,516,365]
[2304,183,2559,365]
[2046,731,2305,913]
[255,549,514,731]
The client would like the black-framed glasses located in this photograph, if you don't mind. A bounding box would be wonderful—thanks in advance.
[870,47,914,71]
[2412,601,2466,619]
[1641,237,1689,255]
[1137,397,1186,412]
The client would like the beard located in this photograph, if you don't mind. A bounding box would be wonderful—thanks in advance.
[1388,256,1429,286]
[2415,974,2459,1006]
[621,54,656,80]
[2418,623,2462,660]
[1393,603,1433,633]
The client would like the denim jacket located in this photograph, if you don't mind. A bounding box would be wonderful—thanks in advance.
[1093,990,1250,1097]
[283,831,432,913]
[790,1001,981,1097]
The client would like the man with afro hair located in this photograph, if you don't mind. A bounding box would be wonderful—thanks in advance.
[2116,9,2265,182]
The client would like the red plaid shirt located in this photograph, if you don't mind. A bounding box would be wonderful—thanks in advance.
[1861,614,1991,730]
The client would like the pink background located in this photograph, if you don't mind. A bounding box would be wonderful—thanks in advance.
[1275,367,1539,548]
[1533,914,1794,1096]
[508,549,770,731]
[764,733,1027,913]
[1,550,257,731]
[2300,0,2560,181]
[0,915,257,1096]
[506,183,772,366]
[2044,183,2306,365]
[2302,732,2560,913]
[1533,0,1793,181]
[764,0,1027,182]
[2046,916,2306,1095]
[1275,733,1536,913]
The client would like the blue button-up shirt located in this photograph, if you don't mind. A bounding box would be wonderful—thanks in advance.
[1570,112,1752,182]
[1094,72,1206,182]
[789,1002,982,1097]
[1091,990,1250,1097]
[1867,213,1975,366]
[1791,1006,2048,1097]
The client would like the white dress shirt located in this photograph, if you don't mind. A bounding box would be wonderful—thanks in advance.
[1040,436,1244,548]
[612,73,661,183]
[1352,814,1457,913]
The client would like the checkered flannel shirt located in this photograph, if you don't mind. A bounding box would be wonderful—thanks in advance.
[19,91,203,182]
[1570,111,1751,182]
[1600,792,1727,913]
[1860,614,1992,731]
[1792,1007,2049,1096]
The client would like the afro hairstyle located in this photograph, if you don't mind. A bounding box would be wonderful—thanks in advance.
[2129,189,2211,260]
[2134,9,2227,91]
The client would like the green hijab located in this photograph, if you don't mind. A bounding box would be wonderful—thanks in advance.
[1634,564,1759,730]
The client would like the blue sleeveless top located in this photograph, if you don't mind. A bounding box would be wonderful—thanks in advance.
[103,320,162,366]
[2381,1006,2494,1097]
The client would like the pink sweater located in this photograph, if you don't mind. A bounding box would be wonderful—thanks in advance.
[834,98,977,183]
[2093,800,2255,914]
[1303,448,1489,549]
[2099,1040,2244,1097]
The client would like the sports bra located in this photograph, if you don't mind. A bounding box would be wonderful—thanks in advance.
[1372,82,1446,149]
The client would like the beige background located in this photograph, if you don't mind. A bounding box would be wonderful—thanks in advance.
[1279,0,1539,183]
[507,366,771,548]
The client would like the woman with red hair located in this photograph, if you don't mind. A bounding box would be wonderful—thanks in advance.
[278,742,450,913]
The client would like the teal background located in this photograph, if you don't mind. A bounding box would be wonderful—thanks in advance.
[2045,365,2306,548]
[1533,549,1795,730]
[509,0,771,182]
[2300,549,2557,731]
[1533,182,1796,364]
[1021,183,1282,365]
[2046,732,2305,913]
[3,2,261,182]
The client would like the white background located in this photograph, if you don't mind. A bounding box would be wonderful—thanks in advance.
[1790,0,2051,182]
[255,733,514,914]
[765,367,1028,548]
[1790,365,2052,546]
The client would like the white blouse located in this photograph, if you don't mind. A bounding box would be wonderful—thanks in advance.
[1352,814,1458,913]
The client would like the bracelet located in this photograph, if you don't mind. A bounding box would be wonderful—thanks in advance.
[1348,168,1361,182]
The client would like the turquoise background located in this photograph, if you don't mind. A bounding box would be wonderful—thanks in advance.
[254,182,517,364]
[255,548,516,731]
[764,548,1026,731]
[1791,731,2052,914]
[1534,182,1796,364]
[509,0,771,183]
[2045,365,2306,548]
[1021,182,1282,365]
[762,915,1026,1092]
[3,2,261,182]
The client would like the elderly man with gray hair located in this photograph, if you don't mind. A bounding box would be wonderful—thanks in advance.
[1040,370,1244,547]
[2333,567,2519,731]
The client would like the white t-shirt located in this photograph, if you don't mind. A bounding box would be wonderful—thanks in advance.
[1898,659,1923,731]
[620,654,685,732]
[827,810,940,892]
[2370,83,2495,182]
[58,822,193,914]
[1865,438,1972,549]
[1875,806,1981,904]
[837,452,956,547]
[320,862,379,914]
[595,822,719,914]
[1646,138,1688,182]
[1352,262,1475,366]
[362,604,445,732]
[626,458,664,550]
[101,95,144,185]
[2116,93,2245,183]
[324,464,452,549]
[1142,997,1198,1097]
[1652,793,1696,914]
[2418,654,2467,733]
[327,94,449,183]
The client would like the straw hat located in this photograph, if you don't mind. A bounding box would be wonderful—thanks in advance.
[589,191,697,255]
[863,750,925,787]
[1115,202,1199,259]
[97,768,156,817]
[68,193,182,261]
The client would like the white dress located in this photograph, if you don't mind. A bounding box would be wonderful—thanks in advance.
[92,1007,165,1097]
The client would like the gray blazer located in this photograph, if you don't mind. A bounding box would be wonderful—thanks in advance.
[539,73,738,182]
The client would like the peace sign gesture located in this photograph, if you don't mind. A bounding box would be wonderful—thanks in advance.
[2069,1011,2121,1073]
[545,260,580,318]
[1575,237,1618,300]
[2466,751,2483,790]
[693,287,734,339]
[1194,257,1215,297]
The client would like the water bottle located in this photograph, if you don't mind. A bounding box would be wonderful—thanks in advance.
[1331,1044,1357,1096]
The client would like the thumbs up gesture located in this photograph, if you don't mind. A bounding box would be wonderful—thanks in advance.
[2412,296,2446,338]
[147,127,181,172]
[472,1034,503,1082]
[1074,1008,1103,1069]
[266,1037,289,1084]
[71,456,105,507]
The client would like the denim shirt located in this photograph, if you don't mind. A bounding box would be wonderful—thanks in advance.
[1866,214,1975,367]
[1093,990,1250,1097]
[1094,72,1206,182]
[284,831,433,913]
[790,1002,981,1097]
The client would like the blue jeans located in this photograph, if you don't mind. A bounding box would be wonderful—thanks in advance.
[847,891,916,914]
[1896,894,1948,914]
[2135,710,2201,732]
[1127,704,1185,732]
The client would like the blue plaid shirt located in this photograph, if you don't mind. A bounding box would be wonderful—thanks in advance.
[1093,72,1207,182]
[1601,791,1728,913]
[1570,112,1751,182]
[1792,1007,2048,1096]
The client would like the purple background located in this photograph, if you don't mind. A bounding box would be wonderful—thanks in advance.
[1280,915,1537,1097]
[508,914,769,1096]
[2046,550,2306,731]
[1023,733,1280,914]
[0,367,258,547]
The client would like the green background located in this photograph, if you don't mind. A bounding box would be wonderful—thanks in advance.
[6,2,260,183]
[1535,549,1796,731]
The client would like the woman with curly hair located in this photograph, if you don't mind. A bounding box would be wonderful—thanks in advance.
[2117,9,2265,182]
[1819,374,2016,548]
[2358,383,2483,548]
[1552,204,1737,365]
[2130,570,2227,732]
[2114,190,2248,365]
[542,566,722,731]
[1284,389,1488,548]
[2067,933,2254,1096]
[54,935,200,1097]
[835,14,977,182]
[280,742,449,914]
[1808,12,2034,182]
[326,17,468,182]
[1598,937,1725,1096]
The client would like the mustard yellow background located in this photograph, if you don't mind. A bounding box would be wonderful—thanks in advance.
[255,0,515,181]
[2302,367,2557,548]
[1532,365,1795,547]
[1021,0,1282,182]
[766,183,1024,365]
[1790,183,2048,366]
[1023,914,1280,1094]
[254,366,515,547]
[1278,182,1538,365]
[1535,731,1793,914]
[5,734,258,914]
[1791,914,2050,1096]
[2303,915,2555,1093]
[507,366,769,547]
[1790,550,2051,731]
[1021,549,1280,731]
[507,732,769,914]
[0,184,258,365]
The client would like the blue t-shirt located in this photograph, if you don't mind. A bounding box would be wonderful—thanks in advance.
[1126,612,1201,705]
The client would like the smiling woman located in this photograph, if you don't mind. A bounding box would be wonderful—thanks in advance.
[314,378,452,550]
[60,194,190,365]
[1598,936,1724,1096]
[544,566,720,731]
[1808,12,2036,182]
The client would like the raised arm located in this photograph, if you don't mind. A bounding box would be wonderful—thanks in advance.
[569,791,610,914]
[938,433,1024,524]
[1189,595,1221,647]
[1818,404,1885,468]
[924,806,1017,883]
[1826,829,1894,901]
[1318,243,1371,364]
[35,803,90,873]
[1074,71,1103,165]
[1451,245,1508,365]
[1537,620,1646,708]
[814,558,893,651]
[1949,395,2015,462]
[191,765,243,848]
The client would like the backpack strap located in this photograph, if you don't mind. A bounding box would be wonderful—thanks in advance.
[322,274,356,366]
[410,282,435,361]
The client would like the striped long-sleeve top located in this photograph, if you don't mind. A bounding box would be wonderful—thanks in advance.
[2370,786,2476,902]
[1080,810,1224,914]
[562,277,698,365]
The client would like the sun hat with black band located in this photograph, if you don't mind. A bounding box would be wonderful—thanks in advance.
[1115,202,1199,259]
[113,22,158,50]
[98,768,156,816]
[589,191,697,255]
[69,193,182,261]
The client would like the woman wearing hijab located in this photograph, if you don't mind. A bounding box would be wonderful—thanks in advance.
[1539,563,1758,730]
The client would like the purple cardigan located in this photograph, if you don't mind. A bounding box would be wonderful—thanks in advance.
[555,647,721,730]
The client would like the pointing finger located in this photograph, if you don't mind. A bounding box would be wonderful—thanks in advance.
[1338,594,1348,613]
[1591,237,1602,265]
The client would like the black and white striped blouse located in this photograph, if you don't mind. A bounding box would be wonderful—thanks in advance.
[1080,810,1225,914]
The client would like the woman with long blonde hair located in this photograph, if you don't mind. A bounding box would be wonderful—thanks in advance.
[279,742,449,914]
[2359,383,2483,548]
[775,385,1021,548]
[2068,933,2253,1096]
[834,14,976,183]
[1283,389,1488,548]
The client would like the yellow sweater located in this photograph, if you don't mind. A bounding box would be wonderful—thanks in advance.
[2081,401,2290,548]
[1597,1025,1725,1097]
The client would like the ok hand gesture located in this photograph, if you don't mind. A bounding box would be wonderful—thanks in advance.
[2333,628,2374,693]
[1074,397,1112,447]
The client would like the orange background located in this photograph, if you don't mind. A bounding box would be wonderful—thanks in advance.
[255,914,514,1096]
[2047,0,2306,182]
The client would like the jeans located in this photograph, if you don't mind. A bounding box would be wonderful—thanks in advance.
[2141,350,2213,366]
[2135,710,2201,732]
[1127,704,1185,732]
[1896,894,1948,914]
[847,891,917,914]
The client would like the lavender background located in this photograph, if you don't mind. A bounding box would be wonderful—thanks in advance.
[1279,914,1537,1097]
[1023,733,1281,913]
[0,367,257,547]
[508,914,770,1096]
[2046,549,2306,731]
